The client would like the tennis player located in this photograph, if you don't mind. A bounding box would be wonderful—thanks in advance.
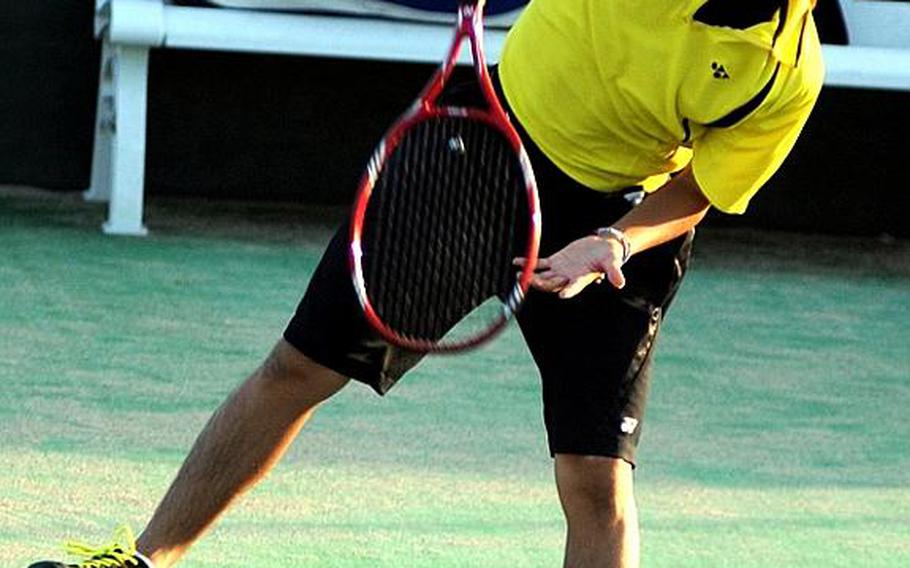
[30,1,823,567]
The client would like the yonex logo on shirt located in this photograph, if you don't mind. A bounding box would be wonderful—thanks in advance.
[712,62,730,79]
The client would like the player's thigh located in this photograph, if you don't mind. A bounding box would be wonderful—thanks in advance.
[517,229,693,465]
[257,339,350,404]
[517,282,660,465]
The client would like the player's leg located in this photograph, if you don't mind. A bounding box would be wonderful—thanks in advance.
[29,222,425,568]
[555,455,639,568]
[138,221,424,567]
[28,342,350,568]
[512,125,692,567]
[137,340,348,568]
[518,225,690,568]
[519,277,658,568]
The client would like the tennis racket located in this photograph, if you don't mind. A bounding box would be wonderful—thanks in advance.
[349,0,540,353]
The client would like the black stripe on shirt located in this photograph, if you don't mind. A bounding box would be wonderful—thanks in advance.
[705,62,781,128]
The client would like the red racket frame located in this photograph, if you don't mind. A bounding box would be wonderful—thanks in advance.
[349,0,541,353]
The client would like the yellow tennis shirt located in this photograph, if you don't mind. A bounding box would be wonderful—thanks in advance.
[499,0,824,213]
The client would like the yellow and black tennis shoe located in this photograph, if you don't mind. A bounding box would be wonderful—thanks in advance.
[29,525,153,568]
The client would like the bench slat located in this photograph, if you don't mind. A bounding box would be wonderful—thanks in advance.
[163,5,507,63]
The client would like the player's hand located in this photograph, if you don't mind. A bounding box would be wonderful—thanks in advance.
[514,235,626,299]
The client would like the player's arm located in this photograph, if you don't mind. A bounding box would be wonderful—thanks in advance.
[517,168,709,298]
[613,166,709,261]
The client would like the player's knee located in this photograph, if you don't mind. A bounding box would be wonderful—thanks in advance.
[256,339,348,404]
[556,455,634,524]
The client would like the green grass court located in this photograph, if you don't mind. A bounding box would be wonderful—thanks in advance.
[1,186,908,567]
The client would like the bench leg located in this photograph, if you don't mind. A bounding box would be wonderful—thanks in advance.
[85,40,114,204]
[87,40,150,236]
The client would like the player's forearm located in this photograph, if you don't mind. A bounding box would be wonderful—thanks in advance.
[523,166,713,297]
[613,167,710,258]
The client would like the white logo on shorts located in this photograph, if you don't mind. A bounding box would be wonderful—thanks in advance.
[620,417,639,435]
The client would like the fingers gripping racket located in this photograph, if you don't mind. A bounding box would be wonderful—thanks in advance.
[349,0,541,353]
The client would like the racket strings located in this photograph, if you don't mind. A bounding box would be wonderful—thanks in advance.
[362,115,526,342]
[434,126,463,337]
[445,117,519,339]
[415,125,448,339]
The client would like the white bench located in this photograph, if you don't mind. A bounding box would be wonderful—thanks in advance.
[86,0,513,235]
[86,0,910,236]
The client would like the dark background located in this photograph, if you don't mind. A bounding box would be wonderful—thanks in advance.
[1,1,906,237]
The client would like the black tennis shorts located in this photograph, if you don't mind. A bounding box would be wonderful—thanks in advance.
[283,71,694,465]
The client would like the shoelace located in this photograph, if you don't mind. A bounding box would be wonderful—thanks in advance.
[63,525,142,568]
